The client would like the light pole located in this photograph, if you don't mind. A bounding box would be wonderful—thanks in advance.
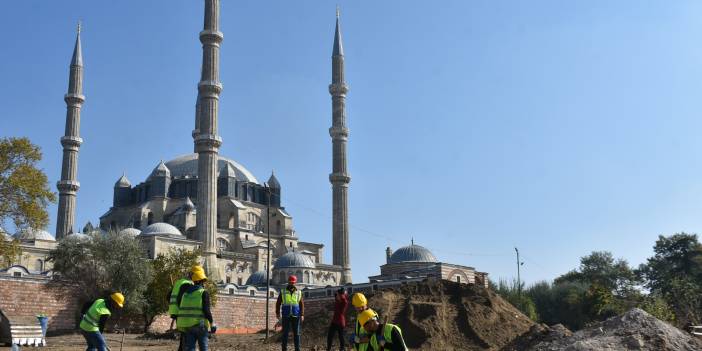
[515,247,521,297]
[265,185,272,340]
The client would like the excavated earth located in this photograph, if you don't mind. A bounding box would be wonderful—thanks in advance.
[508,308,702,351]
[297,279,536,350]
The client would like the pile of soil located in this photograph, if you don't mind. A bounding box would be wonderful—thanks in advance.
[511,308,702,351]
[298,279,535,350]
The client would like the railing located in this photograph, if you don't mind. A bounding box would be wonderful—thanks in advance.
[691,325,702,337]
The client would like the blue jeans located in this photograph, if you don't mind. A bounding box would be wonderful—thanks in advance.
[282,316,301,351]
[184,325,209,351]
[81,330,106,351]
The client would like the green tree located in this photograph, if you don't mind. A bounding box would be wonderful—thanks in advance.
[555,251,638,295]
[48,231,152,316]
[0,236,22,268]
[0,137,56,231]
[493,278,538,321]
[638,233,702,326]
[142,248,218,331]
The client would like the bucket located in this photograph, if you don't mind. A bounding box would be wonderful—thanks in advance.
[37,316,49,336]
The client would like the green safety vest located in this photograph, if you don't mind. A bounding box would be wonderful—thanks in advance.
[369,323,407,351]
[176,287,205,331]
[168,278,193,316]
[79,299,111,332]
[354,309,378,351]
[281,289,302,317]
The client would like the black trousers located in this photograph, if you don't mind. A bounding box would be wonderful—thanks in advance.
[326,323,346,351]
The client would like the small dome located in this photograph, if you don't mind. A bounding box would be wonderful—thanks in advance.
[141,222,182,237]
[267,171,280,189]
[149,160,171,179]
[274,251,315,269]
[245,271,268,286]
[183,197,196,211]
[119,228,141,237]
[16,228,55,242]
[115,174,131,188]
[388,244,437,264]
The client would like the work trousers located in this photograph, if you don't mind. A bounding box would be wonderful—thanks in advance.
[281,316,301,351]
[183,325,209,351]
[326,323,346,351]
[81,330,107,351]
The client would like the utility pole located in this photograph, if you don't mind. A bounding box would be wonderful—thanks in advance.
[265,186,272,340]
[515,247,521,297]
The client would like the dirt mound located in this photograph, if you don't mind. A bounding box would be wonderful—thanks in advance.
[515,308,702,351]
[299,279,535,350]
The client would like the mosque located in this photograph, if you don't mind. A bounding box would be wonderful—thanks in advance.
[1,1,488,289]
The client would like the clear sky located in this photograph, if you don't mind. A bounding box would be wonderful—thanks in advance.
[2,1,702,286]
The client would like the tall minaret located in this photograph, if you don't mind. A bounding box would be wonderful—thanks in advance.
[195,0,223,282]
[56,23,84,239]
[329,9,352,284]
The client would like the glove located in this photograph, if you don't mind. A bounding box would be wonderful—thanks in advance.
[354,335,361,343]
[210,325,217,334]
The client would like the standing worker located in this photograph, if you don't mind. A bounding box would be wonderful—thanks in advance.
[358,310,408,351]
[176,269,216,351]
[327,287,349,351]
[276,275,304,351]
[168,265,204,350]
[79,291,125,351]
[351,293,377,351]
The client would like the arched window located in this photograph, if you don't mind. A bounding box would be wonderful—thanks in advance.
[276,220,282,235]
[35,259,43,272]
[279,271,286,284]
[305,271,311,284]
[456,275,461,283]
[217,238,230,252]
[147,213,154,225]
[295,270,303,284]
[228,214,236,229]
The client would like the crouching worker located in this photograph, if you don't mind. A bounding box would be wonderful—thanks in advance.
[357,309,408,351]
[80,292,125,351]
[177,269,216,351]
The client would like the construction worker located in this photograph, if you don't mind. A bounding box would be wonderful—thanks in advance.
[168,265,204,351]
[357,309,408,351]
[176,269,216,351]
[79,292,125,351]
[276,275,304,351]
[351,293,377,351]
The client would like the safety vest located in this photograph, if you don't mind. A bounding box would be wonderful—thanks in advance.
[79,299,111,332]
[354,309,377,351]
[168,278,193,316]
[176,287,205,331]
[369,323,407,351]
[281,288,302,317]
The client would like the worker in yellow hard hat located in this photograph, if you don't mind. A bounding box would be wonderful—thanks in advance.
[177,269,216,351]
[358,309,408,351]
[79,291,125,351]
[169,265,206,351]
[351,293,377,351]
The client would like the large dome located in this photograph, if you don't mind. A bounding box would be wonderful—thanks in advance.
[388,244,437,264]
[140,223,183,237]
[16,228,55,242]
[165,154,259,183]
[274,252,315,269]
[245,271,268,286]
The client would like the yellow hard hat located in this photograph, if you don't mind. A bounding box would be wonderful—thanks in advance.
[191,269,208,282]
[110,292,125,308]
[352,292,368,308]
[357,308,378,327]
[191,265,204,274]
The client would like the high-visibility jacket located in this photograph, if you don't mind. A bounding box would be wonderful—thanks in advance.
[354,309,378,351]
[168,278,193,316]
[369,323,407,351]
[79,299,111,332]
[281,289,302,317]
[176,287,205,331]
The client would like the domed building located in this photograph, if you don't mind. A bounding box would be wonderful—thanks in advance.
[12,228,57,274]
[99,154,339,287]
[369,241,488,287]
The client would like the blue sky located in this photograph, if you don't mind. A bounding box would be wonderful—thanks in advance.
[3,1,702,285]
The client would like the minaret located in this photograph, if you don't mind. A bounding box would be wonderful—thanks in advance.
[195,0,223,282]
[329,9,352,283]
[56,23,85,239]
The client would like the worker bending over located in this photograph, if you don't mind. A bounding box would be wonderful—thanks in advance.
[351,293,377,351]
[358,309,408,351]
[79,292,125,351]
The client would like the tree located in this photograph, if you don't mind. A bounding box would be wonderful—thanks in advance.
[492,278,538,321]
[0,137,56,231]
[555,251,638,295]
[48,231,152,317]
[0,236,22,268]
[639,233,702,326]
[142,248,218,331]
